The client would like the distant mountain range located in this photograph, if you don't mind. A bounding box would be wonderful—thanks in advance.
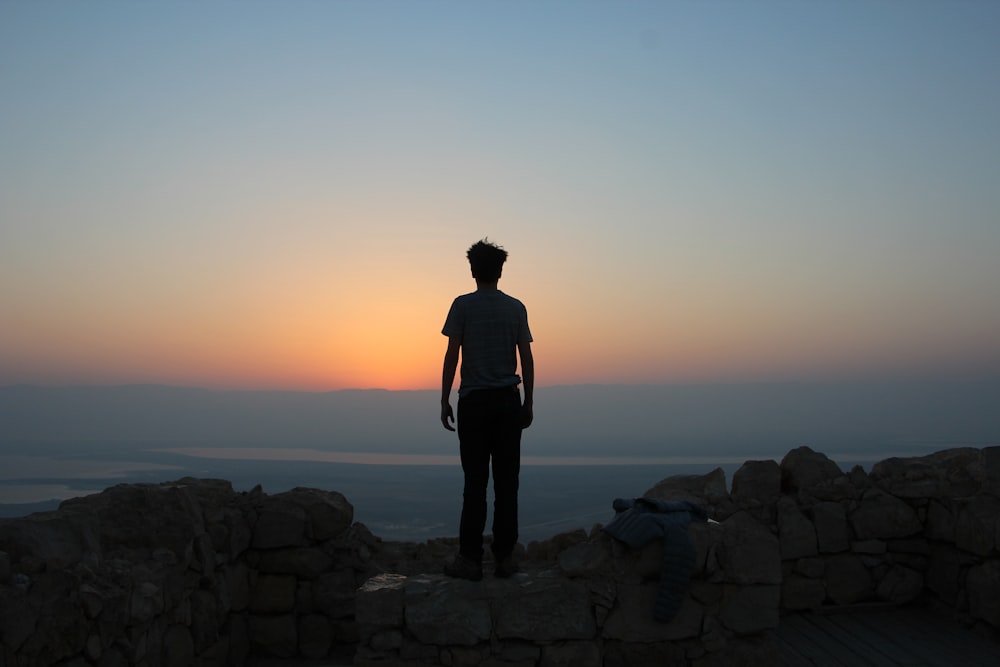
[3,381,999,460]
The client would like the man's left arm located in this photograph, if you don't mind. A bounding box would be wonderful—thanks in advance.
[518,340,534,429]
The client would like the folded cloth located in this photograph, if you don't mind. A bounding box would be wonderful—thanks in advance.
[603,497,708,622]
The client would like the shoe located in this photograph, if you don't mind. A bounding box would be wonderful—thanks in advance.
[444,555,483,581]
[494,555,519,578]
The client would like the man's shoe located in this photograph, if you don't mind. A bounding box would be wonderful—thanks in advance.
[444,555,483,581]
[494,555,519,578]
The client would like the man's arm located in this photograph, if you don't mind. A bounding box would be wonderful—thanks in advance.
[518,340,534,428]
[440,337,461,431]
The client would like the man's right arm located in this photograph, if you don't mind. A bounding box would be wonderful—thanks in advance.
[440,337,461,431]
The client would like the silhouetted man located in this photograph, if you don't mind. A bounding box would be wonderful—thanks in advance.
[440,239,534,580]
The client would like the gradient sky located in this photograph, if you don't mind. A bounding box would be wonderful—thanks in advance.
[2,1,999,391]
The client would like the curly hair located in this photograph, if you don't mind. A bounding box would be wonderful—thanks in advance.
[466,238,508,282]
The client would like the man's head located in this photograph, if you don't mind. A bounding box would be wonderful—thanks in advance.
[467,239,508,283]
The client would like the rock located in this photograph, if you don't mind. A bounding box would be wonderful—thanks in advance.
[777,497,818,560]
[719,511,781,585]
[249,574,297,613]
[780,447,843,494]
[876,565,922,604]
[603,583,702,641]
[404,575,491,646]
[850,490,922,540]
[256,547,334,579]
[731,460,781,507]
[645,467,729,509]
[924,499,956,541]
[812,501,850,553]
[967,560,1000,630]
[719,584,780,635]
[248,614,297,658]
[278,487,354,541]
[558,540,609,577]
[781,575,826,610]
[825,553,872,605]
[955,495,1000,556]
[354,573,406,629]
[493,575,596,640]
[540,640,602,667]
[870,448,982,498]
[252,498,307,549]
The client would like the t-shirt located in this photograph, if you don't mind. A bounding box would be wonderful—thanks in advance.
[442,289,533,397]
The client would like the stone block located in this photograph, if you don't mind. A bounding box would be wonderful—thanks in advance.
[777,497,818,560]
[731,460,781,506]
[256,547,333,579]
[966,560,1000,630]
[248,614,297,658]
[720,511,781,584]
[405,575,491,646]
[719,584,780,634]
[780,447,843,494]
[540,640,602,667]
[493,576,595,640]
[825,553,872,605]
[277,487,354,541]
[298,613,332,659]
[875,565,922,604]
[781,575,826,610]
[252,499,307,549]
[315,568,359,618]
[925,499,956,542]
[249,574,296,613]
[558,541,609,577]
[812,501,850,553]
[355,573,406,628]
[850,490,922,540]
[602,583,702,641]
[161,625,194,667]
[955,495,1000,556]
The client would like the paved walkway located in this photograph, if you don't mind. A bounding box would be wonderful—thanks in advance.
[773,603,1000,666]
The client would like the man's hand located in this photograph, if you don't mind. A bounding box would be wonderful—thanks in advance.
[441,401,456,431]
[520,403,533,429]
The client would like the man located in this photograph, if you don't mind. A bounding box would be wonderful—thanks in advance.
[440,239,534,580]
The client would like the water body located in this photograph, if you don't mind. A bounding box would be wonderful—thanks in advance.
[0,445,928,542]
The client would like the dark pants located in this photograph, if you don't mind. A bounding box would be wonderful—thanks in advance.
[457,386,522,562]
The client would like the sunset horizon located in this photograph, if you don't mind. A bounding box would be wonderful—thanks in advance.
[3,2,998,394]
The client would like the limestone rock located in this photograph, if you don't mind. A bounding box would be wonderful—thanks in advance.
[777,497,818,560]
[493,575,596,640]
[870,448,982,498]
[719,584,780,635]
[875,565,922,604]
[602,583,702,641]
[825,553,872,605]
[781,574,826,610]
[719,511,781,585]
[645,467,729,510]
[850,490,922,540]
[955,495,1000,556]
[404,575,491,646]
[967,560,1000,630]
[731,459,781,507]
[780,447,843,494]
[811,501,850,553]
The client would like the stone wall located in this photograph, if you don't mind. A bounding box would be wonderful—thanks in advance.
[0,479,370,666]
[353,446,1000,666]
[2,446,999,666]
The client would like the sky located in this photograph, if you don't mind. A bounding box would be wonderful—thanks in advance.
[2,1,999,392]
